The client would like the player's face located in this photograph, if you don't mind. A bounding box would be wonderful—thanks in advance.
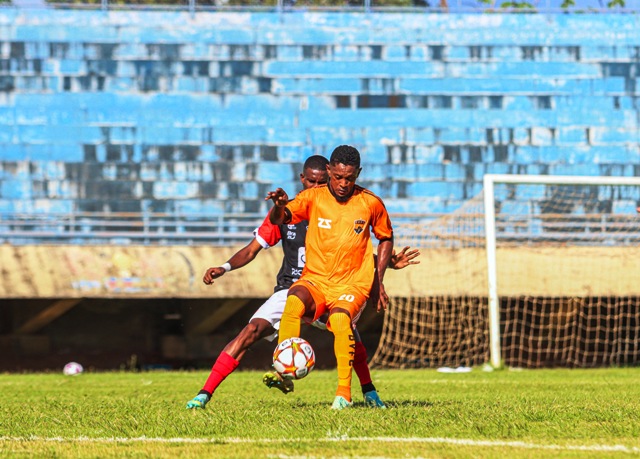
[300,168,328,190]
[327,162,361,202]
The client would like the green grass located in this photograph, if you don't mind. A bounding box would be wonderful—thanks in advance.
[1,368,640,458]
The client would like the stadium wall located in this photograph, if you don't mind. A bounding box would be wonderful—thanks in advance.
[0,11,638,220]
[1,245,639,298]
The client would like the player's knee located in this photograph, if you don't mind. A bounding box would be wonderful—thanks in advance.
[239,321,270,345]
[328,312,352,333]
[284,295,306,318]
[236,323,260,347]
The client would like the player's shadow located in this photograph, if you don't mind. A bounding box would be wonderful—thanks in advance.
[352,400,434,409]
[283,399,433,409]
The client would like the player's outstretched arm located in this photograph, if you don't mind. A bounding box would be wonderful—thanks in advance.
[265,188,289,224]
[367,246,417,313]
[202,239,263,285]
[374,239,394,313]
[389,246,421,270]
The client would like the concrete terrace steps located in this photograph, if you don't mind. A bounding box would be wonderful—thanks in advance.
[0,11,638,235]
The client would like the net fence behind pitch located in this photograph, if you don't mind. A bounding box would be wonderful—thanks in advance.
[372,180,640,369]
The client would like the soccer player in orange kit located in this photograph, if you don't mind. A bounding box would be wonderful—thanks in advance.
[266,145,394,409]
[186,155,418,411]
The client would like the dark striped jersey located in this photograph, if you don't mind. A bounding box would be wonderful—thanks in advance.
[254,213,308,293]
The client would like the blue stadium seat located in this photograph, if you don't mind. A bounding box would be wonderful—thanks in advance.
[153,182,199,200]
[385,197,447,215]
[361,164,387,182]
[255,162,296,184]
[360,144,387,164]
[1,180,31,199]
[409,181,465,200]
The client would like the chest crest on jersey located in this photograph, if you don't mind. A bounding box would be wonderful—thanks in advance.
[317,218,332,229]
[353,219,366,234]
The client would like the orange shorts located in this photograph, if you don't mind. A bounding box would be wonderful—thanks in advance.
[291,276,369,327]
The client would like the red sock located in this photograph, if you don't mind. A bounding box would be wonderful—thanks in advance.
[202,351,240,395]
[353,341,372,386]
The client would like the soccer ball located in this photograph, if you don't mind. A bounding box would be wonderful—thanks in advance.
[273,337,315,380]
[63,362,84,376]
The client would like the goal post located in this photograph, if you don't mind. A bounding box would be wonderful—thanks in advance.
[483,174,640,369]
[372,174,640,370]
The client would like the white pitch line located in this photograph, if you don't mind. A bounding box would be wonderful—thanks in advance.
[1,436,639,454]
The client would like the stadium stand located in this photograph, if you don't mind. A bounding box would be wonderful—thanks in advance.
[0,11,638,245]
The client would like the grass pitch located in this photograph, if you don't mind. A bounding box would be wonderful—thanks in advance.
[1,367,639,458]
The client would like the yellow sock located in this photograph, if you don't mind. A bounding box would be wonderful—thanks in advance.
[329,312,355,402]
[278,295,305,345]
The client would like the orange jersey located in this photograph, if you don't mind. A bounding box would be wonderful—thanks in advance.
[285,184,393,294]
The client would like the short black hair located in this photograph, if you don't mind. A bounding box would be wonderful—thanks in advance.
[329,145,360,169]
[303,155,329,171]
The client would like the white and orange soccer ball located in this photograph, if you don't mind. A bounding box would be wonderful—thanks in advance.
[63,362,84,376]
[273,337,315,380]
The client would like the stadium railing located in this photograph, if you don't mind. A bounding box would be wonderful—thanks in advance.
[0,211,446,246]
[1,211,638,246]
[0,211,266,246]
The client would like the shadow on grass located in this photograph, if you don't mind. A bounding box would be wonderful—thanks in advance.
[312,400,434,409]
[360,399,434,409]
[260,399,435,409]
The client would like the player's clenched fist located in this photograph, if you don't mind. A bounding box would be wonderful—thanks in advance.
[265,188,289,207]
[202,266,226,285]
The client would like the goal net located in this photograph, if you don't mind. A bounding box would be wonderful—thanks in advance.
[371,175,640,369]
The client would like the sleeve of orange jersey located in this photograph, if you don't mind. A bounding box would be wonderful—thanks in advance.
[285,188,312,224]
[369,196,393,241]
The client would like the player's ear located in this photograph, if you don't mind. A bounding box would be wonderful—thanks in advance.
[299,172,305,183]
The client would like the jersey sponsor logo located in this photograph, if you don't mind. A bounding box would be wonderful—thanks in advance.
[286,230,296,240]
[291,268,303,277]
[353,219,366,234]
[317,217,332,229]
[298,246,306,267]
[287,224,296,230]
